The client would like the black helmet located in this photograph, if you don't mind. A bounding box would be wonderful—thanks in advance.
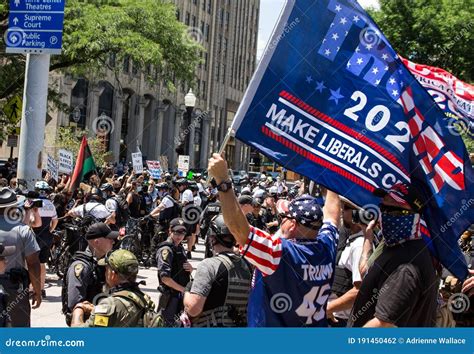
[156,182,169,190]
[208,215,236,248]
[188,181,199,192]
[173,178,188,187]
[88,187,104,202]
[100,183,113,193]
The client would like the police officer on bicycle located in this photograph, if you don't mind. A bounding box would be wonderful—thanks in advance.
[156,218,192,326]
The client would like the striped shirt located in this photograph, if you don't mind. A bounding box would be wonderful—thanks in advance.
[243,222,339,327]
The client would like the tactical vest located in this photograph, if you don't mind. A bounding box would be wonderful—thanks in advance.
[62,251,105,320]
[112,286,163,327]
[158,195,180,225]
[157,241,190,290]
[331,232,363,297]
[192,253,251,327]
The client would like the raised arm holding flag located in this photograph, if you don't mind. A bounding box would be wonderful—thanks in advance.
[229,0,473,282]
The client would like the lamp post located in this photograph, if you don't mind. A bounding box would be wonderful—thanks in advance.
[184,89,196,166]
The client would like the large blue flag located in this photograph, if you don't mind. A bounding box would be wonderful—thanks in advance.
[232,0,473,279]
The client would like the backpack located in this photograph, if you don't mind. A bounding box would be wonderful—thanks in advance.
[113,289,165,328]
[113,196,130,227]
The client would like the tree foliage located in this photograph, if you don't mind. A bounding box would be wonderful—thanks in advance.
[53,127,112,167]
[0,0,202,139]
[369,0,473,82]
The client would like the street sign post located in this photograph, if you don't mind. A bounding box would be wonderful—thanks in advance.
[6,0,66,54]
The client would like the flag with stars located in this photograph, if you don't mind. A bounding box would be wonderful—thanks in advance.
[230,0,473,279]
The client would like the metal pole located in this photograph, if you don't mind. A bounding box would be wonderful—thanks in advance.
[17,54,51,189]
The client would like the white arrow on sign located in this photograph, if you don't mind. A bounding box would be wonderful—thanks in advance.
[14,0,20,7]
[13,17,19,25]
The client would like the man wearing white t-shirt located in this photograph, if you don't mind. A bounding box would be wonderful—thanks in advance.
[327,204,364,327]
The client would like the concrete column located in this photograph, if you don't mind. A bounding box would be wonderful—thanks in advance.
[110,92,123,163]
[125,94,137,158]
[145,99,158,160]
[87,87,102,133]
[134,96,147,153]
[155,106,164,157]
[199,113,211,169]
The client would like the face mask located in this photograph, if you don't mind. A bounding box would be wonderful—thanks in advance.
[380,212,420,246]
[137,186,142,192]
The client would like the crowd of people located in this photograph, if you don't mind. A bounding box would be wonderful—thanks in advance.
[0,154,473,328]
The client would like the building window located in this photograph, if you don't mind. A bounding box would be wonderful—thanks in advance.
[207,0,212,14]
[202,0,206,11]
[205,23,210,41]
[225,11,230,26]
[202,81,207,99]
[176,9,180,21]
[185,12,190,25]
[192,15,197,28]
[109,53,116,67]
[216,62,220,82]
[219,8,224,26]
[123,56,130,73]
[223,38,227,58]
[193,0,198,5]
[204,52,209,71]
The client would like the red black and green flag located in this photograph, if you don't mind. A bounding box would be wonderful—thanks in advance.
[68,136,96,192]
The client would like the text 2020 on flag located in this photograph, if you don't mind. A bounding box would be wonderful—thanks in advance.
[231,0,473,279]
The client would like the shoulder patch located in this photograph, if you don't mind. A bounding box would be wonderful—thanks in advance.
[93,315,109,327]
[94,304,109,315]
[161,248,170,261]
[74,264,84,278]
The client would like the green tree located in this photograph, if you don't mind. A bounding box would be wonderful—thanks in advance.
[0,0,202,139]
[53,127,112,167]
[369,0,473,82]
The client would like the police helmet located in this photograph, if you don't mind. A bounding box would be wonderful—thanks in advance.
[188,181,199,192]
[100,183,113,193]
[173,178,188,187]
[35,181,51,191]
[208,215,236,248]
[88,187,104,202]
[156,182,169,190]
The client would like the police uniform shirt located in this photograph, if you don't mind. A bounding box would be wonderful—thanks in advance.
[181,190,194,204]
[69,202,111,219]
[157,195,174,211]
[0,216,40,272]
[105,198,118,213]
[156,243,189,287]
[66,250,97,311]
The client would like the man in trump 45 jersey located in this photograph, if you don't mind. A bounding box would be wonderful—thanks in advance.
[208,154,341,327]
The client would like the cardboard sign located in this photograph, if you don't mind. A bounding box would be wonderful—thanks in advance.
[131,152,143,174]
[146,160,162,179]
[58,149,73,174]
[178,155,190,175]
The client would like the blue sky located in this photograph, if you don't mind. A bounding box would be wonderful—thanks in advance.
[258,0,380,59]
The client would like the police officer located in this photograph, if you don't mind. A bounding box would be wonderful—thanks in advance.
[156,218,192,326]
[150,182,180,244]
[183,215,252,327]
[71,249,154,327]
[0,188,42,327]
[62,222,118,326]
[200,195,221,258]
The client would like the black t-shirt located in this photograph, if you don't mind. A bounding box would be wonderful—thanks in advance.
[128,193,141,218]
[348,239,438,327]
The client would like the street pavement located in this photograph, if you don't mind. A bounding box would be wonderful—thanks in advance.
[31,241,206,327]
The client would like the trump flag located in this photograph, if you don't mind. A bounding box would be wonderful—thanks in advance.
[231,0,474,279]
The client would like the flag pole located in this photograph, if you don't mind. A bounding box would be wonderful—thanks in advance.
[206,128,233,183]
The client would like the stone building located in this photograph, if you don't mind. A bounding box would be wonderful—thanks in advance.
[2,0,260,171]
